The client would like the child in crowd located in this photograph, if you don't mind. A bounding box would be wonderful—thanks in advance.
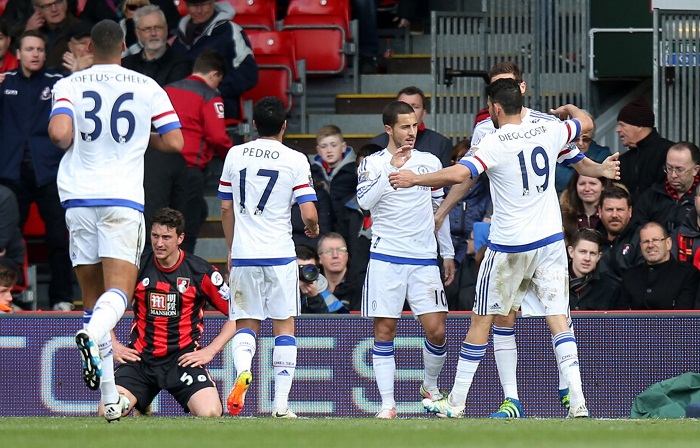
[309,125,358,229]
[0,261,18,314]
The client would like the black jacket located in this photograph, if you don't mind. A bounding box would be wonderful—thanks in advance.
[598,223,644,282]
[618,129,675,204]
[671,208,700,270]
[634,180,697,233]
[616,257,699,310]
[569,268,620,311]
[122,46,192,87]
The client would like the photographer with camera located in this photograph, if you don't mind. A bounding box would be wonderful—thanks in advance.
[295,243,349,314]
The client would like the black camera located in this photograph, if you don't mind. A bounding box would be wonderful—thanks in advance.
[298,264,319,283]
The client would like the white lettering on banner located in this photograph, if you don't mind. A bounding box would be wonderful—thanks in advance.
[0,336,26,349]
[40,337,92,414]
[352,336,425,414]
[257,337,335,414]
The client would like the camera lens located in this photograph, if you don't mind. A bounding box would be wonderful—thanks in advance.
[299,264,319,283]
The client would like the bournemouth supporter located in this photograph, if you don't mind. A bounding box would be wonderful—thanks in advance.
[616,221,699,310]
[357,100,455,419]
[219,96,318,419]
[111,208,235,417]
[165,48,232,253]
[171,0,257,120]
[616,97,675,203]
[49,20,183,422]
[634,141,700,232]
[0,30,73,311]
[567,228,619,311]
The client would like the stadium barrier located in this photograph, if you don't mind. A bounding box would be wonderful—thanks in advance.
[1,313,698,418]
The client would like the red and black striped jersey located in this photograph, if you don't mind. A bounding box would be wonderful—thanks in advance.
[131,249,230,363]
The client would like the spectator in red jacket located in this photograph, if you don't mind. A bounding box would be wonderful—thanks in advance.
[165,48,232,252]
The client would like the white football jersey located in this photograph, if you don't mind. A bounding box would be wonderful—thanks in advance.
[357,149,454,261]
[460,119,583,250]
[472,107,564,145]
[218,138,317,264]
[51,64,180,211]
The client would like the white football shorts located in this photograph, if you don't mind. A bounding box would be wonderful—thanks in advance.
[228,261,300,321]
[362,258,448,318]
[65,206,145,267]
[473,240,569,317]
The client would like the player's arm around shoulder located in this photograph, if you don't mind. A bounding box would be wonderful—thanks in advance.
[356,152,391,210]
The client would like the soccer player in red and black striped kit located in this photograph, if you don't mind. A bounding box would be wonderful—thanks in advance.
[111,207,236,417]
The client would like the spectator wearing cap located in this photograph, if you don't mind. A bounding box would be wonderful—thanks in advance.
[0,21,19,72]
[170,0,258,120]
[634,142,700,233]
[61,20,92,74]
[616,96,675,203]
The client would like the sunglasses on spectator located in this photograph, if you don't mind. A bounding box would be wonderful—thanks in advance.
[576,136,592,143]
[126,4,142,11]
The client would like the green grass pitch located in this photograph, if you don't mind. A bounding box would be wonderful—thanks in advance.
[2,417,700,448]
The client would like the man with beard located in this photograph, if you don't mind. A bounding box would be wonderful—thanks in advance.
[597,185,644,282]
[634,142,700,233]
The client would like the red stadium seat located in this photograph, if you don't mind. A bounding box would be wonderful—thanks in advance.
[22,203,46,237]
[281,0,356,76]
[76,0,88,15]
[225,0,277,31]
[0,0,8,16]
[244,30,305,115]
[175,0,188,16]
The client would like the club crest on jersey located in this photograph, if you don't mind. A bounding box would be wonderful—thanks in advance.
[214,101,225,119]
[622,244,631,256]
[177,277,190,293]
[40,87,52,101]
[417,165,429,175]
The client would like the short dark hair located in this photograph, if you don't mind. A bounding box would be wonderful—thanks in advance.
[485,78,522,115]
[641,221,669,239]
[295,244,318,264]
[357,143,382,159]
[151,207,185,236]
[0,19,9,37]
[90,20,124,59]
[668,141,700,166]
[253,96,286,137]
[193,48,226,76]
[488,61,523,83]
[18,30,46,49]
[396,86,426,106]
[568,228,603,251]
[0,262,18,288]
[382,101,415,127]
[599,184,631,208]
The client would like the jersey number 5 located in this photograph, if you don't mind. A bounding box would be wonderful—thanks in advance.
[517,146,549,196]
[81,91,135,144]
[239,168,279,215]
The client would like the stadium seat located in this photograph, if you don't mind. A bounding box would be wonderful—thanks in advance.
[0,0,8,16]
[22,203,46,238]
[225,0,278,31]
[176,0,187,16]
[76,0,87,15]
[244,30,306,126]
[280,0,357,78]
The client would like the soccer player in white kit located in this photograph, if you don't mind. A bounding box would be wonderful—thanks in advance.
[48,20,183,422]
[219,96,319,419]
[435,61,583,417]
[390,78,620,418]
[357,101,455,419]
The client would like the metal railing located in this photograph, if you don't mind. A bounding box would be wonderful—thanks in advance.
[431,0,590,143]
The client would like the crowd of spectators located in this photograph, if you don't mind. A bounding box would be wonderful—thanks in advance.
[0,3,698,314]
